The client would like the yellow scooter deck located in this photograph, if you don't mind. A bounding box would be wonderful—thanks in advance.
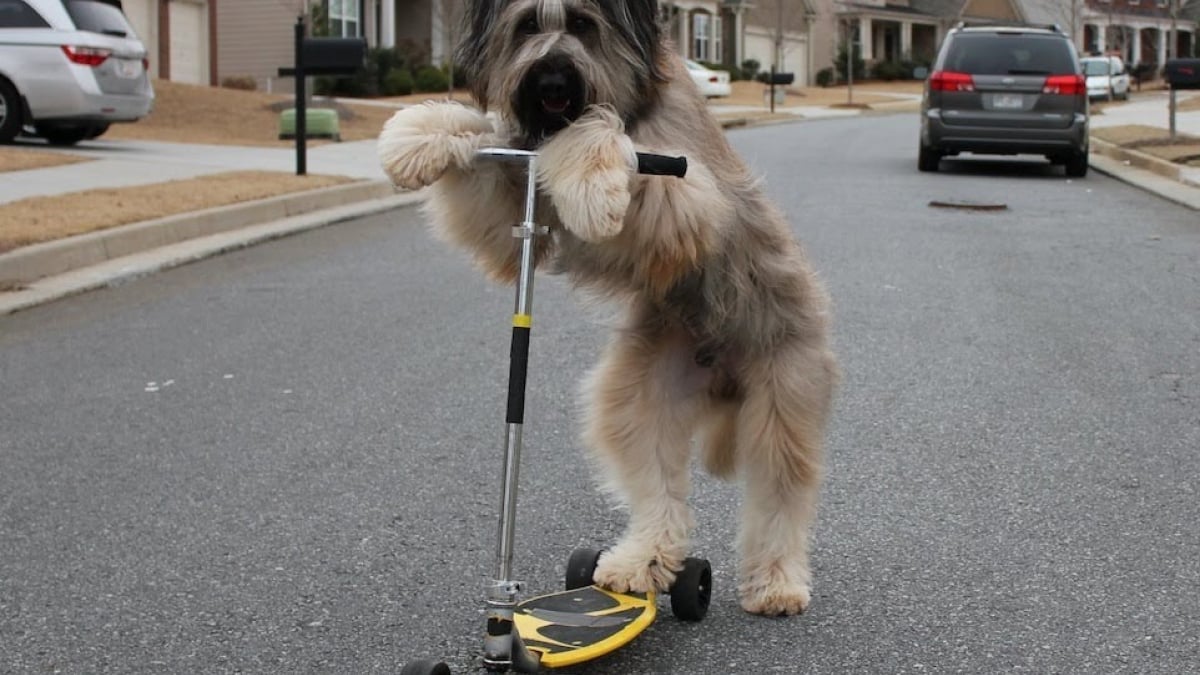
[513,585,656,668]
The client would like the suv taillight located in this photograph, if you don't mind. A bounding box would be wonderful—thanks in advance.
[62,45,111,67]
[929,71,975,92]
[1042,74,1085,95]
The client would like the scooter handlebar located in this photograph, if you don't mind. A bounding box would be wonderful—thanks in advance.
[635,152,688,178]
[475,147,687,178]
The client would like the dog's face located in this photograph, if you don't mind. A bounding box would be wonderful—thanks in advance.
[456,0,667,145]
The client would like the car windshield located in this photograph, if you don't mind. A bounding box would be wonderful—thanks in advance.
[944,34,1077,75]
[65,0,136,37]
[1082,60,1110,76]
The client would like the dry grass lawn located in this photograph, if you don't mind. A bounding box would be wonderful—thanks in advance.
[104,79,401,147]
[0,147,90,173]
[0,171,355,254]
[1092,124,1200,166]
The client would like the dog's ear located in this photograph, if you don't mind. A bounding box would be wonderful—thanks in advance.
[455,0,504,102]
[599,0,668,82]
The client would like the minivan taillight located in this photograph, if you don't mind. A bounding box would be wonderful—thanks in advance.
[929,70,975,92]
[1042,74,1085,95]
[62,45,111,67]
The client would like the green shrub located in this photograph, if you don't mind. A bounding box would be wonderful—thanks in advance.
[872,60,905,81]
[383,68,414,96]
[414,65,450,93]
[815,67,834,87]
[834,42,866,82]
[740,59,760,81]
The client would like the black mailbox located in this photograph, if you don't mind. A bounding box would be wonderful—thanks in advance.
[1164,58,1200,90]
[301,37,367,75]
[764,72,795,86]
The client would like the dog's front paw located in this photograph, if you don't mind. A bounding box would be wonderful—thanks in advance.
[738,567,811,616]
[377,102,493,190]
[537,106,635,242]
[593,541,683,593]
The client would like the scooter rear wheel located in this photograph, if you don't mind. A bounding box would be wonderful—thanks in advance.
[400,658,451,675]
[669,557,712,622]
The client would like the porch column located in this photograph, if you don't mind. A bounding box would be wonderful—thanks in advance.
[735,8,745,66]
[679,9,689,57]
[381,0,395,48]
[1095,24,1106,54]
[1131,26,1142,65]
[901,20,912,58]
[1157,27,1167,65]
[860,17,873,61]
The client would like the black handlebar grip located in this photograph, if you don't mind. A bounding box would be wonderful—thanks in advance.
[636,153,688,178]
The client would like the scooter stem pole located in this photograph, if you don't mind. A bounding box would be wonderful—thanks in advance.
[496,155,539,582]
[484,156,542,671]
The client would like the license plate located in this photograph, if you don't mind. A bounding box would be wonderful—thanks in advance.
[115,58,140,79]
[993,93,1023,109]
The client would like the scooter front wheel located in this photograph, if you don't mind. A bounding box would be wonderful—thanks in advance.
[400,658,451,675]
[564,547,603,590]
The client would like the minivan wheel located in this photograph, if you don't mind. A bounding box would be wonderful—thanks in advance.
[0,79,22,144]
[36,124,91,146]
[918,143,941,172]
[1064,149,1088,178]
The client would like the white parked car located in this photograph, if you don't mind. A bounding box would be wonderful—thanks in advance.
[1080,55,1130,101]
[0,0,154,145]
[684,59,731,98]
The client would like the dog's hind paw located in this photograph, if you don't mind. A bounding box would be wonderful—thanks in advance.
[738,572,811,616]
[377,102,493,190]
[537,106,634,242]
[593,544,682,594]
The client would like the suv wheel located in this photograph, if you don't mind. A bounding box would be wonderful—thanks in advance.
[918,143,941,172]
[1064,149,1088,178]
[0,79,22,144]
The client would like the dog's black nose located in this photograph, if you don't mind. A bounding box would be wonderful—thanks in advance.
[537,71,569,100]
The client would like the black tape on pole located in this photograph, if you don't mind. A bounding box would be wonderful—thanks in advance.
[506,327,531,424]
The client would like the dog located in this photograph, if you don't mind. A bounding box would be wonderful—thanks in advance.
[377,0,838,616]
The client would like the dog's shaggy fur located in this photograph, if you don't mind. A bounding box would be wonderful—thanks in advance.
[378,0,837,616]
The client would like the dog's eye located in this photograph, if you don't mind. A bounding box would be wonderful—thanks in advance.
[517,17,538,35]
[568,16,593,35]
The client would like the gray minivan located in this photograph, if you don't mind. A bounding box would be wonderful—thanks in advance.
[919,24,1088,177]
[0,0,154,145]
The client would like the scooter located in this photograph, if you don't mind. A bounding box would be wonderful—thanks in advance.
[400,147,711,674]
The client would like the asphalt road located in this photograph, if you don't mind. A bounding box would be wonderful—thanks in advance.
[2,114,1199,674]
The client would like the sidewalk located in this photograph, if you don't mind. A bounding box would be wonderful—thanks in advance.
[3,88,1199,316]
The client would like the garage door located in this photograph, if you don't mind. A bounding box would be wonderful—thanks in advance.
[169,0,208,84]
[744,28,808,86]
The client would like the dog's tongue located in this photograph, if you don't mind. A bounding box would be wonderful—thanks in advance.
[542,98,570,115]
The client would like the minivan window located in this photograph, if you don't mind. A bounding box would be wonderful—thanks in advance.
[0,0,50,28]
[64,0,135,37]
[944,34,1077,75]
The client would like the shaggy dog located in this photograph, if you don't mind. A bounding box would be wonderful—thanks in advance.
[377,0,837,616]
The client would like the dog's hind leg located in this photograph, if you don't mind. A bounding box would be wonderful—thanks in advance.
[583,318,706,594]
[735,341,836,616]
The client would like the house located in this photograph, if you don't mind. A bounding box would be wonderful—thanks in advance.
[120,0,216,85]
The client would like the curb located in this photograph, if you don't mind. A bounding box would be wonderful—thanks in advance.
[0,179,398,285]
[1090,138,1196,186]
[0,184,423,316]
[1089,138,1200,210]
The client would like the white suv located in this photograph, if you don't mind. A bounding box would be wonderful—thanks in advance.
[0,0,154,145]
[1080,55,1130,101]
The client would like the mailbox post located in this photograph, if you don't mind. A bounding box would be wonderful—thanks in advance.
[278,16,367,175]
[1164,59,1200,140]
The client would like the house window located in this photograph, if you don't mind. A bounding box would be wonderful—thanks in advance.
[329,0,360,37]
[693,12,710,61]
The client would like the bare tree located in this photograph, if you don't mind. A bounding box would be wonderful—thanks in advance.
[432,0,465,97]
[1029,0,1084,50]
